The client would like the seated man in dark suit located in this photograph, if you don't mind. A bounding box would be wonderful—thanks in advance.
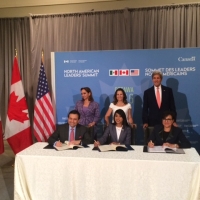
[142,70,177,128]
[48,110,93,147]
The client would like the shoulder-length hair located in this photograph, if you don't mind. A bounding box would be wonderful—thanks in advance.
[80,87,94,101]
[113,109,129,127]
[113,88,128,105]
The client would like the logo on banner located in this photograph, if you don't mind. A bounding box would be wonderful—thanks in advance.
[119,69,129,76]
[178,56,195,62]
[130,69,140,76]
[109,69,140,76]
[109,70,118,76]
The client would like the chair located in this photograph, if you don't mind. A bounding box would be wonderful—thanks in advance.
[131,125,137,145]
[85,126,95,144]
[103,124,136,145]
[143,126,154,145]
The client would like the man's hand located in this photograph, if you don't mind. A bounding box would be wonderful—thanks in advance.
[55,141,62,147]
[143,123,148,128]
[110,142,120,145]
[69,140,81,145]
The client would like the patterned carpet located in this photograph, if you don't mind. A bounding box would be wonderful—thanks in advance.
[0,141,15,200]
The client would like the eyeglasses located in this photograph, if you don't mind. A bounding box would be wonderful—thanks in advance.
[163,118,173,122]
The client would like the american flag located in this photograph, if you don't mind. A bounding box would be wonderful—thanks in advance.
[33,64,55,142]
[0,115,4,155]
[130,69,140,76]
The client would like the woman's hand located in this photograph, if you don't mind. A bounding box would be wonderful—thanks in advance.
[130,123,137,128]
[148,140,154,148]
[163,143,179,148]
[69,140,81,145]
[88,122,95,127]
[110,142,120,145]
[94,141,100,147]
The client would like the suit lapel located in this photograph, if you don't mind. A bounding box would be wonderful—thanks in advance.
[118,127,125,143]
[151,86,157,103]
[160,85,166,108]
[166,126,175,142]
[63,123,69,141]
[75,125,83,140]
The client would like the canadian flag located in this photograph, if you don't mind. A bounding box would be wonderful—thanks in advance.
[119,69,129,76]
[5,57,32,154]
[0,116,4,155]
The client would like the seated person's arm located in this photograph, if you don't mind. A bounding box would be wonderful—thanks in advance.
[94,125,110,146]
[47,128,61,146]
[147,128,156,148]
[81,126,93,145]
[124,126,131,145]
[178,129,191,148]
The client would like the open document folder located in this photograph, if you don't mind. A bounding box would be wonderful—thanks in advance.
[144,146,185,154]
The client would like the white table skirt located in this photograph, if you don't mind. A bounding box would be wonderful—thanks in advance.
[14,143,200,200]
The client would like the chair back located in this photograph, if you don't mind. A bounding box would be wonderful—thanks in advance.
[131,126,136,145]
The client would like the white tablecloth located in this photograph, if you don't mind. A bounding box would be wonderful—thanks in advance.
[14,143,200,200]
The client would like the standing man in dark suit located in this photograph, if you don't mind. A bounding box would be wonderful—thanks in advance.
[142,71,177,128]
[48,110,93,147]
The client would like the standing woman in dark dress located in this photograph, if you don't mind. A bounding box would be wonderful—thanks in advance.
[148,111,191,149]
[75,87,100,141]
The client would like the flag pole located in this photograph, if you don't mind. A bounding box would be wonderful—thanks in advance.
[41,49,44,65]
[15,49,17,58]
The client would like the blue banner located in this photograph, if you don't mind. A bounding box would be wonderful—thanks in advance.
[52,48,200,152]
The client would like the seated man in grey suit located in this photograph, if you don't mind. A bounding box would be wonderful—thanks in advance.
[48,110,93,147]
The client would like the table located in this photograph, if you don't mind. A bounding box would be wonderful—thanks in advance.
[14,143,200,200]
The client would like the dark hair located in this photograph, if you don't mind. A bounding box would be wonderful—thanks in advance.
[113,109,129,127]
[162,111,175,120]
[68,110,80,119]
[81,87,94,101]
[113,88,128,105]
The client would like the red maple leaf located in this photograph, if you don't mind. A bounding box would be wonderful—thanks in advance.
[7,92,29,123]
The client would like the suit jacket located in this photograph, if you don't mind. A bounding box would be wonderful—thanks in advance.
[148,125,191,148]
[75,100,100,126]
[47,123,93,145]
[142,85,176,126]
[98,124,131,145]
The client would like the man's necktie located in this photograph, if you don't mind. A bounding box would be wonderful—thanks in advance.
[156,87,161,108]
[70,128,75,141]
